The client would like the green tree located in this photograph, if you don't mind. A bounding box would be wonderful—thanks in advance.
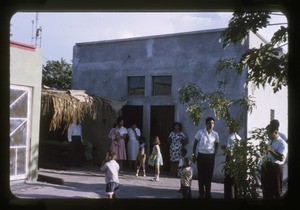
[42,58,72,90]
[178,12,287,198]
[220,12,288,93]
[178,82,256,128]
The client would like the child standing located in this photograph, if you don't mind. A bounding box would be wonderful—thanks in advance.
[100,150,120,199]
[178,148,188,176]
[83,139,94,162]
[148,136,163,181]
[180,157,193,199]
[177,148,188,192]
[135,147,147,177]
[139,136,146,150]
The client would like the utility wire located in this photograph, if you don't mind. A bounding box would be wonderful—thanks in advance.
[94,55,131,96]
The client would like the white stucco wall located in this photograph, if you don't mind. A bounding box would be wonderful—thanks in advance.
[247,84,288,138]
[10,41,43,181]
[247,32,288,137]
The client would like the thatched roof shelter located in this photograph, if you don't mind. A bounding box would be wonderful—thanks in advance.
[39,87,127,166]
[41,88,126,131]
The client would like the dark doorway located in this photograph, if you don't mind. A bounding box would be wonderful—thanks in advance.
[121,105,143,171]
[122,105,143,132]
[150,105,174,173]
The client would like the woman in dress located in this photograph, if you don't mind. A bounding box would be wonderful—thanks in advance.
[168,122,188,177]
[108,117,127,172]
[127,123,141,171]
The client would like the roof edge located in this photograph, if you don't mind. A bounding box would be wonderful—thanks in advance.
[10,41,36,51]
[75,27,226,46]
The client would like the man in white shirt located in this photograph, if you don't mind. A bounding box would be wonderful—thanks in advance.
[67,119,83,167]
[270,119,288,142]
[261,123,288,199]
[192,117,219,199]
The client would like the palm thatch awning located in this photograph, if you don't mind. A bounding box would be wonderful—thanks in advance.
[41,88,127,131]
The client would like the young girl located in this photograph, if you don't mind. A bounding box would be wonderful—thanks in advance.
[148,136,163,181]
[135,147,147,177]
[100,150,120,199]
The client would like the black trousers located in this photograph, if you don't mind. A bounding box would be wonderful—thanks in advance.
[69,136,82,166]
[181,184,192,199]
[196,153,215,198]
[224,155,237,199]
[261,162,283,199]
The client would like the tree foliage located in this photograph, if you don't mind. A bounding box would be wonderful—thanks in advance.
[178,82,256,127]
[178,12,287,198]
[42,58,72,90]
[222,128,270,198]
[220,12,288,93]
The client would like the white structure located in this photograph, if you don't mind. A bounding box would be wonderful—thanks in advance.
[10,41,43,181]
[72,29,288,181]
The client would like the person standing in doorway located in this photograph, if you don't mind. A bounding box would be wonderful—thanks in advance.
[168,122,188,177]
[108,117,127,172]
[67,119,83,167]
[115,117,128,172]
[108,123,121,152]
[127,123,141,171]
[192,116,219,199]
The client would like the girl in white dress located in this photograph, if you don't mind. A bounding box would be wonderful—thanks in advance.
[148,136,163,181]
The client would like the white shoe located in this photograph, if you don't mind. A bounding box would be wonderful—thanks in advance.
[143,174,146,177]
[153,178,159,182]
[135,174,138,177]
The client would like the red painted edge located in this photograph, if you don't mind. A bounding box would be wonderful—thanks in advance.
[10,41,36,52]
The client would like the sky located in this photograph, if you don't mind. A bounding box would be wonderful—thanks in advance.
[10,12,287,64]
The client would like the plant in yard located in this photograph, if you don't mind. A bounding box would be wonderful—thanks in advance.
[222,127,269,198]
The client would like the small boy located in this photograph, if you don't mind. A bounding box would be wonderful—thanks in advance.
[180,157,193,199]
[100,150,120,199]
[83,139,93,162]
[177,148,188,192]
[139,136,146,150]
[178,148,188,176]
[136,147,147,177]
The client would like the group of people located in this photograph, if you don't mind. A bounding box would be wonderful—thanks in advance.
[102,117,193,199]
[102,133,192,199]
[107,117,147,174]
[103,115,165,198]
[69,116,288,200]
[221,118,288,199]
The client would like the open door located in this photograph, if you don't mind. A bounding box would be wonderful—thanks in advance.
[150,105,174,173]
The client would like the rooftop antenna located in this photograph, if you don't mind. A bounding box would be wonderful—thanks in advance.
[31,19,34,45]
[31,12,42,47]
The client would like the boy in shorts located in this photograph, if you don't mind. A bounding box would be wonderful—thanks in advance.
[101,150,120,199]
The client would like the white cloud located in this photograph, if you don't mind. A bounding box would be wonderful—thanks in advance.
[10,12,287,63]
